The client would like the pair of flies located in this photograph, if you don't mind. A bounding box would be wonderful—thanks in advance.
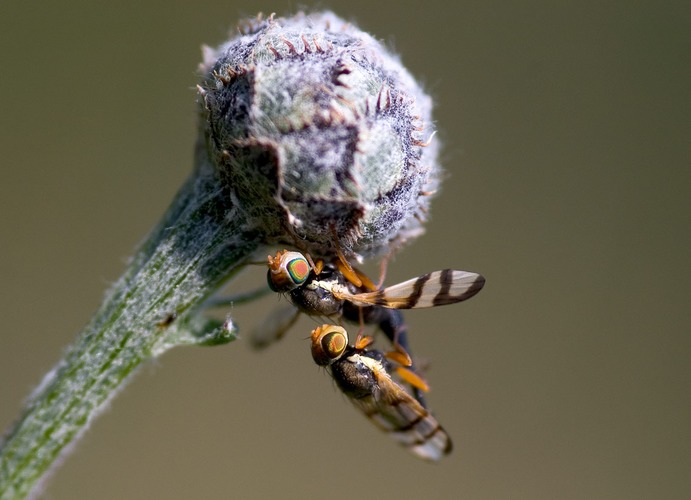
[251,249,484,462]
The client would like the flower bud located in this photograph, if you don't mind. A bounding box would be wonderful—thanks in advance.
[197,11,439,259]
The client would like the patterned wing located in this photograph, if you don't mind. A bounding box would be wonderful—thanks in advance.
[327,269,485,309]
[249,303,300,349]
[334,352,452,461]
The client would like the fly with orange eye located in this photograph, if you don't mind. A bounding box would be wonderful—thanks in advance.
[256,249,484,402]
[310,324,452,462]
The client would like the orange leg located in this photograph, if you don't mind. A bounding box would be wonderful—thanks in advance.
[303,253,324,275]
[333,247,362,288]
[389,322,413,365]
[352,306,367,348]
[395,366,430,393]
[354,335,374,350]
[329,224,365,288]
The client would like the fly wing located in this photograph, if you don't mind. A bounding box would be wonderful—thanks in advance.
[346,355,452,461]
[341,270,485,309]
[249,303,300,349]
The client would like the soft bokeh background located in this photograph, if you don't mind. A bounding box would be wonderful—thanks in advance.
[1,1,689,498]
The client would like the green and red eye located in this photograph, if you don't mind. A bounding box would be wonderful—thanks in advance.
[267,250,311,292]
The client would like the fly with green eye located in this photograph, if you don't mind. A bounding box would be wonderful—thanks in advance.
[256,249,484,350]
[254,249,485,405]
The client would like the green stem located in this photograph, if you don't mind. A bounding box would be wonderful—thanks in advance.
[0,152,260,498]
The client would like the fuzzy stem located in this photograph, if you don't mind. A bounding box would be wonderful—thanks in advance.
[0,151,260,498]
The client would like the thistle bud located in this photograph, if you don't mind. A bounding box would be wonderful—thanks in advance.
[197,11,439,259]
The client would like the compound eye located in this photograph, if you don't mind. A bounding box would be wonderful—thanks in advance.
[267,251,311,292]
[311,325,348,366]
[286,256,310,284]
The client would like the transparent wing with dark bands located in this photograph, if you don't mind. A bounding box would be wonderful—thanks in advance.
[345,355,452,461]
[336,270,485,309]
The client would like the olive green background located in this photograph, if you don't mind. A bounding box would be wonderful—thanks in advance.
[1,1,689,498]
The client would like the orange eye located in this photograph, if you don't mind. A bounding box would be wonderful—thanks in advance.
[321,331,347,358]
[310,325,348,366]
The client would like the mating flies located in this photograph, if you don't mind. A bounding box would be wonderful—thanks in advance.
[310,324,452,461]
[255,249,485,349]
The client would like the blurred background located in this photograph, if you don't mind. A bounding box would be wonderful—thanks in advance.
[1,1,689,498]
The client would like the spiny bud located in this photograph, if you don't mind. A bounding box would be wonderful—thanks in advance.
[197,11,439,259]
